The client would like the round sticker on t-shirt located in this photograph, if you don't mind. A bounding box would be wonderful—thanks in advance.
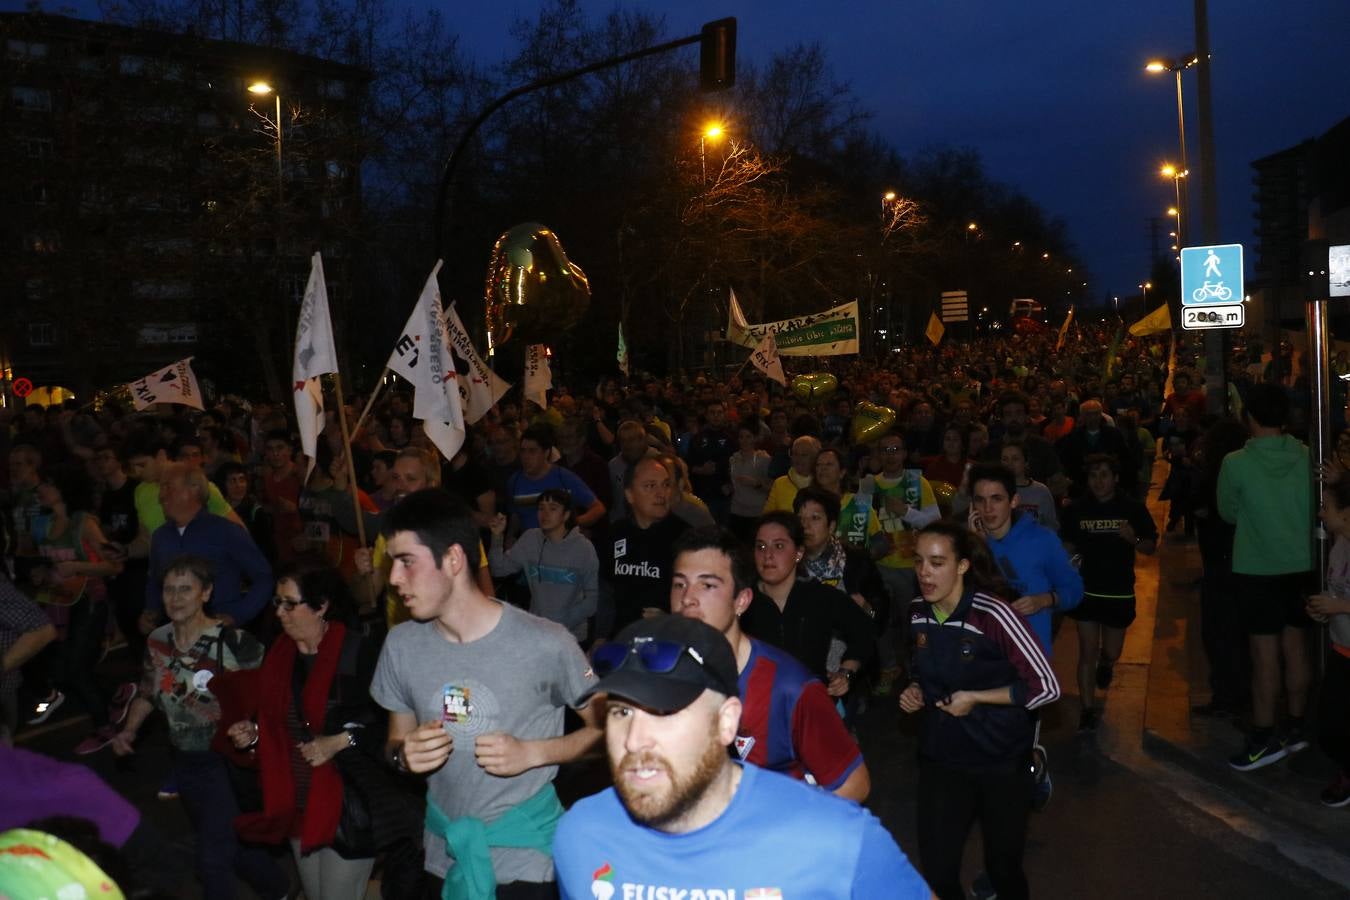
[192,669,214,693]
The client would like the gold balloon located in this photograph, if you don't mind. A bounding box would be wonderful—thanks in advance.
[791,373,839,403]
[851,401,896,444]
[484,223,591,352]
[930,480,957,516]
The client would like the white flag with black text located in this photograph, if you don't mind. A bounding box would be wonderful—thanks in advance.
[386,261,466,461]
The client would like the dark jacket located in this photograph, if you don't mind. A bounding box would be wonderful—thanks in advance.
[742,578,877,682]
[908,589,1060,771]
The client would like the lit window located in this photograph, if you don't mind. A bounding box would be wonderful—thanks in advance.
[11,87,52,112]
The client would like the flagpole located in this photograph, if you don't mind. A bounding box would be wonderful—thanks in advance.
[329,372,369,554]
[351,370,388,438]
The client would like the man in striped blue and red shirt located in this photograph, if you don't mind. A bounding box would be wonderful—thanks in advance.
[669,526,871,802]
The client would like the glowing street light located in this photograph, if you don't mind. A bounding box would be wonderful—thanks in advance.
[246,80,283,201]
[1146,54,1198,246]
[1160,162,1187,244]
[700,121,726,181]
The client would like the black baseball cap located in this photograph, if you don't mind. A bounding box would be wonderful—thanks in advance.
[581,615,740,714]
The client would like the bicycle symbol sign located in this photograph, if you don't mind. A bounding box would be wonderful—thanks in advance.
[1181,243,1243,307]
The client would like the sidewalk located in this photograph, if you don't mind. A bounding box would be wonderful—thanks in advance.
[1139,477,1347,852]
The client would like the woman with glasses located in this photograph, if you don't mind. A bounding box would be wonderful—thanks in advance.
[111,555,287,900]
[221,561,412,900]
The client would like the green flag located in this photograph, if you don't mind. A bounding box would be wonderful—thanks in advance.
[616,322,629,377]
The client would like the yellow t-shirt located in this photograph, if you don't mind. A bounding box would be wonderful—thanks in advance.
[762,471,812,514]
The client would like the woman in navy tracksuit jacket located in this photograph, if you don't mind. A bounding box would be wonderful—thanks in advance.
[899,521,1061,900]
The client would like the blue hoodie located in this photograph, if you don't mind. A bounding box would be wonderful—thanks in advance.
[984,512,1083,654]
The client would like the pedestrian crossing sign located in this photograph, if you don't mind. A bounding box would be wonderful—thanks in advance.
[1181,243,1243,307]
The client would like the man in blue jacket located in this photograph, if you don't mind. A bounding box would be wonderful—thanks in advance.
[969,463,1083,810]
[143,464,272,631]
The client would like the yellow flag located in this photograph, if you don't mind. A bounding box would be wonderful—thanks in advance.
[925,312,945,346]
[1055,306,1074,352]
[1128,304,1172,337]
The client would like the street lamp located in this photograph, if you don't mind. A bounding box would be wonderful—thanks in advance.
[247,80,283,204]
[1145,55,1197,245]
[1139,281,1153,305]
[1160,162,1187,246]
[700,121,724,181]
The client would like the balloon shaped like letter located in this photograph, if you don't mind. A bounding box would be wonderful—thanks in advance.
[484,223,591,351]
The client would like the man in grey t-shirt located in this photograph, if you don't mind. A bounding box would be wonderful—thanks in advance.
[370,489,600,898]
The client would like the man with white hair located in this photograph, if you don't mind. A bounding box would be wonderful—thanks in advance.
[142,463,272,632]
[762,435,820,513]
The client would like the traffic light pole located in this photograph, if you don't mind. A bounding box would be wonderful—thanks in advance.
[431,18,736,257]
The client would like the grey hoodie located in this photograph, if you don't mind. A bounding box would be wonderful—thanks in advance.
[489,527,599,639]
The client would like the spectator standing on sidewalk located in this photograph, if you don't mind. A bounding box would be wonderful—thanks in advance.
[1307,476,1350,807]
[1219,383,1315,772]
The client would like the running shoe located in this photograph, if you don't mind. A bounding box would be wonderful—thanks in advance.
[1320,773,1350,808]
[1094,662,1114,690]
[74,725,120,756]
[1280,724,1310,755]
[108,682,138,726]
[1227,735,1287,772]
[157,775,180,801]
[26,689,65,725]
[1031,745,1052,811]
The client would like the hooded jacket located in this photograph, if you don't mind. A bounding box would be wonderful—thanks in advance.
[1217,434,1313,575]
[984,512,1084,654]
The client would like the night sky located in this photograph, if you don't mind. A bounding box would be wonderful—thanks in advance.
[438,0,1349,306]
[58,0,1350,306]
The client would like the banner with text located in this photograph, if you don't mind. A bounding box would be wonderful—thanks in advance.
[726,293,860,357]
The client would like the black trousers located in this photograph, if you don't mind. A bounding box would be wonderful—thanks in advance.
[917,756,1031,900]
[1319,649,1350,774]
[1197,523,1248,707]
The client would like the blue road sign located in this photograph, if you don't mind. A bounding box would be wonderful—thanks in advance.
[1181,243,1243,306]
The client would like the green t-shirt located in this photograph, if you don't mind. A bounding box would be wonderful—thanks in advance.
[134,480,233,533]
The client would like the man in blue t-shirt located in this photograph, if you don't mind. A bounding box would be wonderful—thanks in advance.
[508,424,606,532]
[554,614,931,900]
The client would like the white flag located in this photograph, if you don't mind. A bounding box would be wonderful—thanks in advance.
[129,357,204,411]
[726,287,752,346]
[292,253,340,477]
[386,261,465,461]
[749,332,786,386]
[444,303,511,425]
[524,344,553,409]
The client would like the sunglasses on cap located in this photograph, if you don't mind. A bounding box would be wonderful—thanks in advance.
[593,638,702,676]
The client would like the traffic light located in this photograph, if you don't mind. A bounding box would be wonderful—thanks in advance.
[700,18,736,92]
